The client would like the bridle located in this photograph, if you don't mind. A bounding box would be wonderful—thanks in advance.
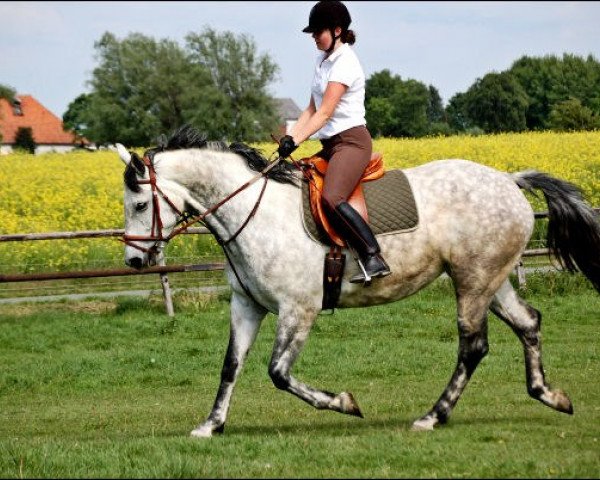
[121,147,287,308]
[121,152,184,255]
[121,149,283,256]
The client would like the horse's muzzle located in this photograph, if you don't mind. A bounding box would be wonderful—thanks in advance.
[126,256,145,270]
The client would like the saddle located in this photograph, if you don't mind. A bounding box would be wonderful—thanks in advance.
[299,152,385,247]
[298,152,385,311]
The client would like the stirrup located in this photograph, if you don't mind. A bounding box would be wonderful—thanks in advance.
[350,256,391,285]
[353,258,372,287]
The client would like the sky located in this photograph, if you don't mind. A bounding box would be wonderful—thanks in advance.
[1,1,600,119]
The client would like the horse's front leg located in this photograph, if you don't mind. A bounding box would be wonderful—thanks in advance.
[268,304,363,418]
[191,291,267,438]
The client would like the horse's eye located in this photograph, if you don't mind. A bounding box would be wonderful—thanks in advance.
[135,202,148,212]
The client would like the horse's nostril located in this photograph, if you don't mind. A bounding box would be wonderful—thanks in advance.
[127,257,144,270]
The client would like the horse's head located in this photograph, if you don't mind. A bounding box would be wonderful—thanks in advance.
[117,143,186,269]
[117,125,299,269]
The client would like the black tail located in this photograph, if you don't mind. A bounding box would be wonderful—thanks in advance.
[514,170,600,293]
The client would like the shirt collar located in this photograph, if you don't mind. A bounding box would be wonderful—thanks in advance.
[322,43,348,64]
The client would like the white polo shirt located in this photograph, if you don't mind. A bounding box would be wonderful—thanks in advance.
[311,43,366,139]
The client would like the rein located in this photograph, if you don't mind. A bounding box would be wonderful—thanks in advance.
[121,150,282,255]
[121,148,283,307]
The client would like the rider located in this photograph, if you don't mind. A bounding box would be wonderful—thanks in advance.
[277,0,391,283]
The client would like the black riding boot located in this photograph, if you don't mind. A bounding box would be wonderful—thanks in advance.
[329,202,391,284]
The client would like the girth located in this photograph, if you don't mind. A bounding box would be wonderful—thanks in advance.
[298,152,385,247]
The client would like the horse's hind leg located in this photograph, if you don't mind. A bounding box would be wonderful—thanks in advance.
[191,291,267,438]
[268,304,363,417]
[412,291,491,431]
[489,279,573,414]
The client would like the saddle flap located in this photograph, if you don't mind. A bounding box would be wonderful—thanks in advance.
[363,152,384,181]
[302,152,385,247]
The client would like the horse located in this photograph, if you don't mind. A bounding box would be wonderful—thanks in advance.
[116,126,600,437]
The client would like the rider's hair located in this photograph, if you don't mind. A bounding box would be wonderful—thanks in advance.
[341,29,355,45]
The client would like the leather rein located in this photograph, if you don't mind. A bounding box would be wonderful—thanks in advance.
[121,150,282,255]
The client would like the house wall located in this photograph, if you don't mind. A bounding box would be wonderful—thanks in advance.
[35,145,78,154]
[0,144,79,155]
[285,120,297,135]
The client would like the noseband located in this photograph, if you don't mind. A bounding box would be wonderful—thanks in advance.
[121,150,281,255]
[121,153,185,255]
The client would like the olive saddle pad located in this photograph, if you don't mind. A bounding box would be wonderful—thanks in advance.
[301,168,420,245]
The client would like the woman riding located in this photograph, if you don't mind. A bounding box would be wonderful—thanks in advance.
[277,0,391,283]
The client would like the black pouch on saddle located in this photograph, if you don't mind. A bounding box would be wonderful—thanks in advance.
[322,246,346,311]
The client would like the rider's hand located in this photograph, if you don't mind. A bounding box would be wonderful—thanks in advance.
[278,135,298,158]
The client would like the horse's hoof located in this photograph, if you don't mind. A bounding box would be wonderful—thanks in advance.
[411,416,437,431]
[556,389,574,414]
[331,392,364,418]
[190,423,215,438]
[542,389,574,415]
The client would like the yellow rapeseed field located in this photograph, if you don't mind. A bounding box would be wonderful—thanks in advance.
[289,129,600,206]
[1,130,599,272]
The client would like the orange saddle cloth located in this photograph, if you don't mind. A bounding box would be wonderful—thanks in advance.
[298,152,385,247]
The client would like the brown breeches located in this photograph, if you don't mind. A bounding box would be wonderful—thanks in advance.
[316,125,373,209]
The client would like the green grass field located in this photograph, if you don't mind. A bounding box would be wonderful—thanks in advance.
[1,273,599,478]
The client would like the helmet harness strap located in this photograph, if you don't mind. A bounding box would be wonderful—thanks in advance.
[325,27,341,54]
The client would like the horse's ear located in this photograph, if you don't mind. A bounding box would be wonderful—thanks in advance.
[130,152,146,175]
[116,143,131,165]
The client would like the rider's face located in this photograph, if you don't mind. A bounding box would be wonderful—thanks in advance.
[312,27,341,52]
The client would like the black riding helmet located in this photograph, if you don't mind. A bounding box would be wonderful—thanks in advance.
[302,1,351,53]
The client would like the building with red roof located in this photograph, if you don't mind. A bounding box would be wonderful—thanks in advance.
[0,95,88,154]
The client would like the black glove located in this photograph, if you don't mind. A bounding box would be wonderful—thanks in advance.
[278,135,298,158]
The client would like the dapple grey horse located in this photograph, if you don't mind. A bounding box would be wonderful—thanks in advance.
[117,126,600,437]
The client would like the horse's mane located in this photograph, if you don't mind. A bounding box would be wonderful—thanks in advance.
[124,125,299,192]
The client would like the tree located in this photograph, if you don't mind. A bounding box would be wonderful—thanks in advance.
[365,70,401,137]
[80,32,200,146]
[510,53,600,129]
[63,93,93,140]
[463,72,529,133]
[185,27,280,142]
[365,96,395,138]
[14,127,36,154]
[427,85,445,124]
[365,69,400,103]
[365,70,447,137]
[67,28,280,146]
[444,53,600,134]
[548,97,600,132]
[394,79,431,137]
[445,92,472,132]
[0,83,16,101]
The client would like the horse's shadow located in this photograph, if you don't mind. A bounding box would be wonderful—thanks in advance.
[221,412,548,437]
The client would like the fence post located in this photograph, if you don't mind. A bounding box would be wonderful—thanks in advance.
[157,252,175,316]
[516,260,527,289]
